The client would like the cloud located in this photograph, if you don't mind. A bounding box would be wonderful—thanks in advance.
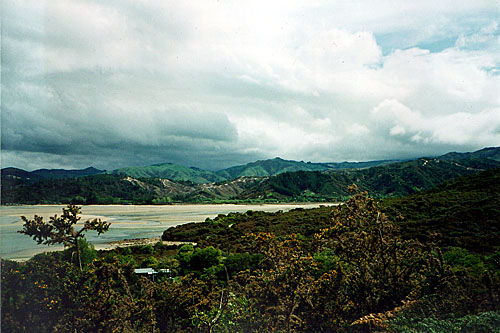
[372,99,500,146]
[2,0,499,170]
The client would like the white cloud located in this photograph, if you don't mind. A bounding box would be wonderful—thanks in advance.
[372,99,500,146]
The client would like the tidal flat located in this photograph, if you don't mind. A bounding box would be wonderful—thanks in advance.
[0,203,332,260]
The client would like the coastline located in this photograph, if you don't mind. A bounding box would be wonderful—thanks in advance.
[5,237,196,262]
[95,237,196,251]
[1,202,333,261]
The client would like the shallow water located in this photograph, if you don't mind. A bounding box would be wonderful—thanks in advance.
[0,203,331,260]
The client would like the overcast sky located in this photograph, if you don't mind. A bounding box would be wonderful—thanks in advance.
[2,0,500,171]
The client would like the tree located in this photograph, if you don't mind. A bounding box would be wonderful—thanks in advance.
[19,204,110,271]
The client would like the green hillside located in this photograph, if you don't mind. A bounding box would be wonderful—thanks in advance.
[3,148,500,205]
[4,156,500,205]
[216,157,396,179]
[163,167,500,255]
[438,146,500,161]
[248,157,500,201]
[382,167,500,253]
[110,162,225,184]
[215,157,331,179]
[1,174,158,205]
[30,167,104,179]
[1,167,104,193]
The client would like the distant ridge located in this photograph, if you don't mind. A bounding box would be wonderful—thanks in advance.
[1,166,105,194]
[110,162,226,184]
[1,166,103,181]
[2,146,499,205]
[216,157,331,179]
[109,157,397,183]
[31,167,104,179]
[438,146,500,162]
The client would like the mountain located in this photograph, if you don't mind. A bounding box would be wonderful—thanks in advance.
[110,162,225,184]
[109,157,395,184]
[241,157,500,201]
[1,166,104,192]
[30,167,104,179]
[3,147,500,205]
[1,173,265,205]
[438,146,500,161]
[322,160,398,170]
[1,166,103,180]
[4,156,499,205]
[216,157,396,180]
[1,174,158,205]
[216,157,331,179]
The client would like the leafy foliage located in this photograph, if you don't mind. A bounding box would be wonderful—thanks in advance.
[382,167,500,253]
[19,204,110,270]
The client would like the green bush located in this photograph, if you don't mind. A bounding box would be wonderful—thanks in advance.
[78,238,97,267]
[141,256,159,268]
[140,244,154,254]
[120,247,132,255]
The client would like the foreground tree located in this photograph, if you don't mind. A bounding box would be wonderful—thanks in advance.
[19,204,110,270]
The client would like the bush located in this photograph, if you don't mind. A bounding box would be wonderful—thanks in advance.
[140,244,154,254]
[141,256,159,268]
[120,247,132,255]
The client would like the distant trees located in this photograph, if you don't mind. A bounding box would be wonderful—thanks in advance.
[19,204,110,270]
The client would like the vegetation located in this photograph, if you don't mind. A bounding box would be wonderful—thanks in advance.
[382,167,500,254]
[2,174,159,205]
[3,168,499,331]
[19,205,110,271]
[110,162,226,184]
[3,155,500,205]
[215,156,335,179]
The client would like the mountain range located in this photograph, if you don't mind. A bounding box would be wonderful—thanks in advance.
[109,157,396,183]
[2,147,499,205]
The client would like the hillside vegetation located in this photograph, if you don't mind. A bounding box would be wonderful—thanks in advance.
[2,147,499,205]
[3,156,499,205]
[382,167,500,254]
[163,168,500,254]
[110,162,226,184]
[216,157,335,179]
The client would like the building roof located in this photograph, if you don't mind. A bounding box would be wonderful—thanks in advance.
[134,268,170,274]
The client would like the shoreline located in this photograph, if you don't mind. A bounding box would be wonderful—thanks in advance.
[96,237,196,251]
[1,202,337,207]
[2,202,334,261]
[5,237,196,262]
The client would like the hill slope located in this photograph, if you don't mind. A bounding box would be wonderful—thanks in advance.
[163,167,500,255]
[110,162,225,184]
[216,157,332,179]
[3,147,499,205]
[243,157,500,201]
[1,166,104,192]
[438,146,500,161]
[4,156,499,205]
[382,167,500,253]
[216,157,396,179]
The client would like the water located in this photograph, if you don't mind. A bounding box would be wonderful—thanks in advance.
[0,203,331,260]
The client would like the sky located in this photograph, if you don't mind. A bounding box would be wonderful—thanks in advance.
[2,0,500,171]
